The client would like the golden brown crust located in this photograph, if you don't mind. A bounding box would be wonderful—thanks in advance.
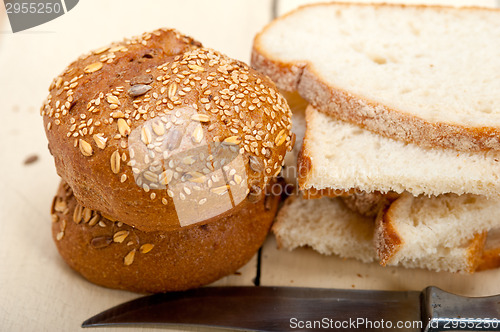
[251,2,500,152]
[296,136,312,190]
[51,180,280,293]
[42,28,292,231]
[477,245,500,272]
[464,232,487,273]
[374,204,403,266]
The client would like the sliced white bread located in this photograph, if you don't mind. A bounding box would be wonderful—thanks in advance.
[274,194,500,273]
[299,105,500,198]
[273,194,377,263]
[252,3,500,151]
[375,193,500,272]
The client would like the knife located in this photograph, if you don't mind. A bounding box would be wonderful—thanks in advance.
[82,286,500,331]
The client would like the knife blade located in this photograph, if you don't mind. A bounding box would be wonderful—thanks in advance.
[82,286,500,331]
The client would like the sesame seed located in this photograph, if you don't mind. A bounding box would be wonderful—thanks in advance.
[129,84,152,97]
[90,236,112,248]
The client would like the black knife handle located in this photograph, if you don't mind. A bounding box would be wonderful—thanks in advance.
[422,286,500,331]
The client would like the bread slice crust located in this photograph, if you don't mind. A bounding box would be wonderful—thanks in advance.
[252,2,500,152]
[297,106,500,198]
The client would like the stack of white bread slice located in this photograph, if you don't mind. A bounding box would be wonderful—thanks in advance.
[252,2,500,273]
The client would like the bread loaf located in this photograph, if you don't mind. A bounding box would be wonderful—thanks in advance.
[51,180,280,293]
[298,106,500,198]
[252,3,500,152]
[42,28,293,231]
[274,194,500,273]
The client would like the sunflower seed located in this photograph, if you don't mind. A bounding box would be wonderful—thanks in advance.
[117,119,131,136]
[130,74,153,85]
[84,62,103,73]
[91,236,112,249]
[129,84,152,97]
[165,129,182,150]
[211,185,229,195]
[140,244,154,254]
[113,230,130,243]
[162,198,168,205]
[249,155,264,173]
[188,172,206,183]
[110,150,121,174]
[56,231,64,241]
[79,139,93,156]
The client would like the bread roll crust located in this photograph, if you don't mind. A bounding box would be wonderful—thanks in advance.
[42,28,292,231]
[51,180,280,293]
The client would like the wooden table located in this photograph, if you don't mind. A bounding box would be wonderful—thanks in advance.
[0,0,498,331]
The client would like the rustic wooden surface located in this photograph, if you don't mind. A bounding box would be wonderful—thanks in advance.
[0,0,498,331]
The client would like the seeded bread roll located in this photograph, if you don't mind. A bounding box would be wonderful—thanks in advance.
[51,180,280,293]
[41,28,292,231]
